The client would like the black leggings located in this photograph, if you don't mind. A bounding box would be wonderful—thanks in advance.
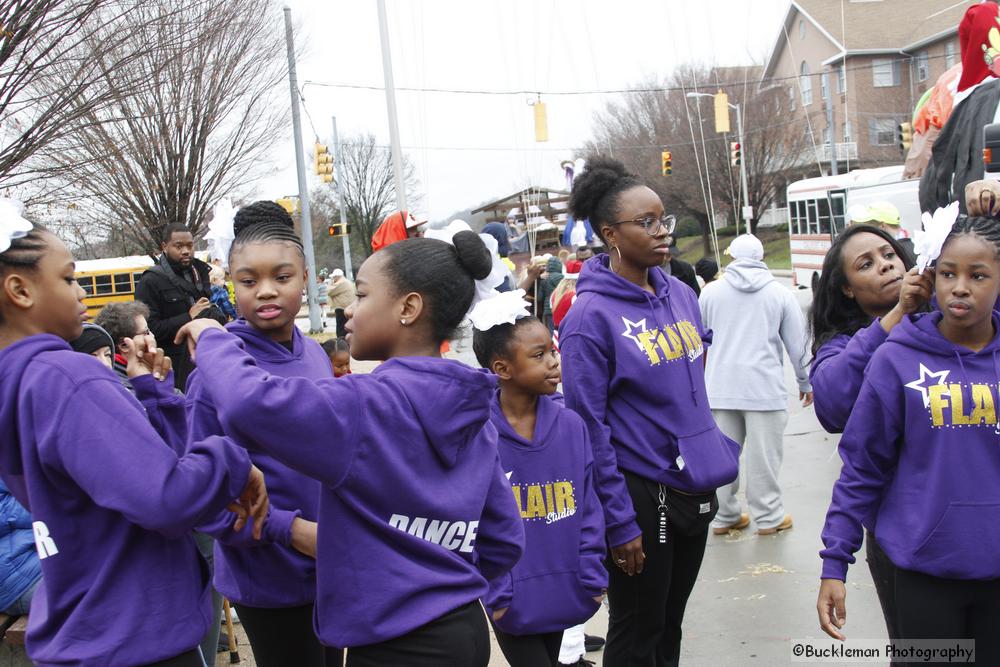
[143,649,204,667]
[493,626,563,667]
[603,471,712,667]
[865,532,900,659]
[234,603,343,667]
[346,601,489,667]
[894,567,1000,666]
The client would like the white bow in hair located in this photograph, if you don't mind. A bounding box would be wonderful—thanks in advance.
[469,289,531,332]
[426,220,509,312]
[206,199,236,268]
[0,199,32,254]
[914,201,960,273]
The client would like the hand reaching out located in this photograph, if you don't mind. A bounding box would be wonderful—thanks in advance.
[228,465,269,540]
[174,318,226,362]
[125,334,172,381]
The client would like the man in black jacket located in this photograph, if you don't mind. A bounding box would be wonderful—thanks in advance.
[135,222,226,390]
[663,235,701,296]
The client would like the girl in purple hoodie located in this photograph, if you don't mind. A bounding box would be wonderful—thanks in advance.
[818,216,1000,663]
[558,157,739,666]
[0,223,267,667]
[185,202,341,667]
[473,312,607,666]
[176,231,524,667]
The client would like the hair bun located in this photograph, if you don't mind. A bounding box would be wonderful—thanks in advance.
[569,156,636,222]
[452,230,493,280]
[233,200,295,238]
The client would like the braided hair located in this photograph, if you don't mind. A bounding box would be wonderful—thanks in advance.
[0,224,49,325]
[568,156,643,244]
[229,201,304,264]
[942,215,1000,257]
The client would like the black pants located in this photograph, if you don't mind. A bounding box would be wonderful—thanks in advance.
[334,308,347,338]
[143,649,204,667]
[866,531,900,664]
[493,625,562,667]
[346,601,489,667]
[234,603,343,667]
[894,567,1000,666]
[604,471,714,667]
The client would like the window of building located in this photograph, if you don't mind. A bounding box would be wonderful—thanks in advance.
[788,85,796,111]
[800,61,812,106]
[945,41,957,69]
[837,64,846,94]
[916,51,929,82]
[822,126,832,144]
[843,121,853,143]
[799,18,806,40]
[872,58,901,87]
[821,73,828,101]
[868,117,898,145]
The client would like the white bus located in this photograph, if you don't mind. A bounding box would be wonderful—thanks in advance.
[788,166,921,290]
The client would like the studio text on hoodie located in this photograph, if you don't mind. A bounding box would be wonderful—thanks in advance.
[186,319,331,608]
[559,255,740,548]
[484,393,607,635]
[192,328,525,648]
[699,259,811,412]
[821,311,1000,581]
[0,334,252,667]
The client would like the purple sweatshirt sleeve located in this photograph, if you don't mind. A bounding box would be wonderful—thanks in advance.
[810,321,889,433]
[476,456,525,582]
[131,372,188,455]
[560,332,641,548]
[819,375,901,581]
[193,329,359,488]
[42,376,252,539]
[577,427,609,596]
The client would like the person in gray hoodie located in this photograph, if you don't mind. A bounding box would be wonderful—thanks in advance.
[698,234,812,536]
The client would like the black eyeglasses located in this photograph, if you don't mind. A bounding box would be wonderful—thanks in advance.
[607,213,676,236]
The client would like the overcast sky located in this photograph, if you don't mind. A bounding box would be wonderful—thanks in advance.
[255,0,788,220]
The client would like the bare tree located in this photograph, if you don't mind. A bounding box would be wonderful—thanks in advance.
[584,65,814,253]
[314,132,421,258]
[37,0,288,254]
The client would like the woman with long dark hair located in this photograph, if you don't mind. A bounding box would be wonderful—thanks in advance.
[808,223,931,655]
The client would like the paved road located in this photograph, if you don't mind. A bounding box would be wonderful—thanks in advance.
[294,278,888,666]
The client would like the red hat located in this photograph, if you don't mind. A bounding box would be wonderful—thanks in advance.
[958,3,1000,92]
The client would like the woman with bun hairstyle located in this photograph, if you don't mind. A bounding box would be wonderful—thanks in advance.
[557,157,739,666]
[176,231,524,666]
[185,202,341,666]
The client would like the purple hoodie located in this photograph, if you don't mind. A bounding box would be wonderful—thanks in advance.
[191,328,525,648]
[0,335,252,666]
[559,256,740,547]
[821,311,1000,581]
[484,393,607,635]
[186,320,330,608]
[810,319,889,433]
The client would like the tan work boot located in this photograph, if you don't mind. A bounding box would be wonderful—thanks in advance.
[712,513,750,535]
[757,514,793,536]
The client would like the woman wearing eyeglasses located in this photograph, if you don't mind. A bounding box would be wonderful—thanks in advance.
[558,157,739,666]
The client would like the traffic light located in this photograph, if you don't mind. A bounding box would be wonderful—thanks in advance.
[661,150,672,176]
[314,143,333,183]
[730,142,742,167]
[327,223,350,237]
[898,122,913,153]
[714,91,731,134]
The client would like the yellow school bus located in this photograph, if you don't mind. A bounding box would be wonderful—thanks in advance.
[75,255,155,317]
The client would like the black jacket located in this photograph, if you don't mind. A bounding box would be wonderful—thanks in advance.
[669,257,701,296]
[135,255,224,390]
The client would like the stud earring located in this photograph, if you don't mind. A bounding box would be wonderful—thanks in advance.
[400,319,407,325]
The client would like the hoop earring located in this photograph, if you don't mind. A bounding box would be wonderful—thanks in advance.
[610,245,623,273]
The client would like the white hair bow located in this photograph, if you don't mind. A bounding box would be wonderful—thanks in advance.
[426,219,509,312]
[469,289,531,332]
[914,201,960,273]
[0,199,32,254]
[206,199,236,268]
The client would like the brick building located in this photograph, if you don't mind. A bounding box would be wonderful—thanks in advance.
[761,0,979,172]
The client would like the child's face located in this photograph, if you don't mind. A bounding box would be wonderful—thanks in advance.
[345,253,402,361]
[331,350,351,377]
[936,234,1000,334]
[230,241,306,342]
[5,233,88,342]
[498,320,561,395]
[91,346,113,369]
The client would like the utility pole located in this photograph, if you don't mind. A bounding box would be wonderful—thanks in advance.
[283,6,323,333]
[734,102,752,233]
[823,71,839,176]
[376,0,407,212]
[332,116,353,279]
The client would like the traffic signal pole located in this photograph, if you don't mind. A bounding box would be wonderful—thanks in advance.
[735,102,751,235]
[283,6,323,334]
[332,115,353,279]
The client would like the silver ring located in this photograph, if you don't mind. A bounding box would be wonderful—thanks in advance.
[616,558,626,564]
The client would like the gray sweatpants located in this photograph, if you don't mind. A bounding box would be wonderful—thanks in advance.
[710,409,789,531]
